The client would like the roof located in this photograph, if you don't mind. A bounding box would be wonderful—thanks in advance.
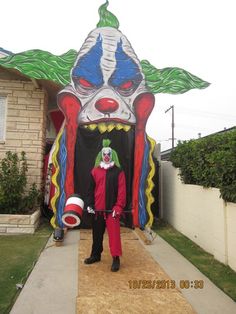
[0,47,13,58]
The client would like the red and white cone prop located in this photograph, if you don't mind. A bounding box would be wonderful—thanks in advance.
[62,194,84,228]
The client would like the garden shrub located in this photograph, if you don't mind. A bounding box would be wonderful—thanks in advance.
[0,151,41,214]
[170,128,236,203]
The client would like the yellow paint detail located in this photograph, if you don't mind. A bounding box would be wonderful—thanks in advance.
[88,124,97,131]
[123,125,131,132]
[107,123,115,132]
[115,123,124,130]
[97,123,107,133]
[50,127,64,229]
[145,136,156,228]
[84,123,132,133]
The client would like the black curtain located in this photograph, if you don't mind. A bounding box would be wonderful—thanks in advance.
[74,126,134,228]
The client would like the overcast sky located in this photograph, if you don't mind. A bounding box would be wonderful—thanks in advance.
[1,0,235,151]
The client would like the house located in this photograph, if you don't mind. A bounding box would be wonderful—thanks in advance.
[0,47,12,59]
[0,49,64,189]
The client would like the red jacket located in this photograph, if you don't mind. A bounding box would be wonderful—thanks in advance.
[88,165,126,214]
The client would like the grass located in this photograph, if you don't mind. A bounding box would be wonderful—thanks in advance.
[0,219,53,314]
[153,219,236,302]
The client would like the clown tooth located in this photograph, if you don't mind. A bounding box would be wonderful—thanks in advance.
[87,124,97,131]
[98,123,107,133]
[123,125,131,132]
[107,124,115,132]
[115,123,123,131]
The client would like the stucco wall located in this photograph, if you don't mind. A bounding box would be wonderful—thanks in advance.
[0,79,47,188]
[161,161,236,272]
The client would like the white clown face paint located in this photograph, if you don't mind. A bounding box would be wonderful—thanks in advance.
[60,27,148,126]
[102,147,112,164]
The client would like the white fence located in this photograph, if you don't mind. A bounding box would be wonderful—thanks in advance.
[160,161,236,272]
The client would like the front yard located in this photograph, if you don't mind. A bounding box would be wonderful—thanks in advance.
[0,219,52,313]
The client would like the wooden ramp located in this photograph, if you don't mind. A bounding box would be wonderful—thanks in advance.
[77,228,195,314]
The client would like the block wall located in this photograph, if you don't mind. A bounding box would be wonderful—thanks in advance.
[0,79,48,189]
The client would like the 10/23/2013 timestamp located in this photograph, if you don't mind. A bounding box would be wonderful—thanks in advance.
[128,280,204,290]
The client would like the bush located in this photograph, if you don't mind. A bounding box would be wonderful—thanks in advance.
[0,151,41,214]
[170,128,236,203]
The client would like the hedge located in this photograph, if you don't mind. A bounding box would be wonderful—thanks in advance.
[170,128,236,203]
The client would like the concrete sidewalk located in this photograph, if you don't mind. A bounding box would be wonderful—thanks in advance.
[10,230,80,314]
[10,229,236,314]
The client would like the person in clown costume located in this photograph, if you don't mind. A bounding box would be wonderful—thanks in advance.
[84,139,126,272]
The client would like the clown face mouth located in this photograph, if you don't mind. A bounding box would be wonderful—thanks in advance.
[85,112,133,123]
[83,122,132,133]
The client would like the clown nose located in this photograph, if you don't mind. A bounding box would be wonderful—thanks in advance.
[95,98,119,114]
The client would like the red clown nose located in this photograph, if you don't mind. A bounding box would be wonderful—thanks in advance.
[95,98,119,114]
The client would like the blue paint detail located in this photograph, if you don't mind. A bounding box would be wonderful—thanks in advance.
[57,130,67,228]
[72,35,104,87]
[110,40,142,87]
[139,136,149,228]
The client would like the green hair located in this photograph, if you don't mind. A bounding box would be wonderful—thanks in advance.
[97,1,119,29]
[95,139,121,168]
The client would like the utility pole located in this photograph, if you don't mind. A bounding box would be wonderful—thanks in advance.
[165,105,175,149]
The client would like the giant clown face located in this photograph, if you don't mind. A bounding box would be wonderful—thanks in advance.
[60,27,150,127]
[71,28,146,127]
[53,26,155,229]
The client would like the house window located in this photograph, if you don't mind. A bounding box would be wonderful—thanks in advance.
[0,96,7,141]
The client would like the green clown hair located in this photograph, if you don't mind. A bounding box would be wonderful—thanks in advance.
[95,139,121,168]
[97,0,120,29]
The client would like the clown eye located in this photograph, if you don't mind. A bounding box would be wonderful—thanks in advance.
[119,80,133,90]
[78,77,94,88]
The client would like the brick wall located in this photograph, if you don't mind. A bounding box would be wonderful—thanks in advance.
[0,79,48,189]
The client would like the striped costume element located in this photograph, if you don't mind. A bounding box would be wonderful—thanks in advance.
[57,130,67,227]
[50,127,64,228]
[145,136,156,228]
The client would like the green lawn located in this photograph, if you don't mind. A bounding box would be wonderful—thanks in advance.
[0,219,52,314]
[153,219,236,302]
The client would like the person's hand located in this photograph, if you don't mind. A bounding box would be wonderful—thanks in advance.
[112,206,122,218]
[87,206,95,214]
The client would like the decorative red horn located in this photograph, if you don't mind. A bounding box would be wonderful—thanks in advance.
[132,93,155,227]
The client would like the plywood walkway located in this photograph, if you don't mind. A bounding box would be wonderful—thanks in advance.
[77,228,195,313]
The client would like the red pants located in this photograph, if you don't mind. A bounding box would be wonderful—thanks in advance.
[91,213,122,257]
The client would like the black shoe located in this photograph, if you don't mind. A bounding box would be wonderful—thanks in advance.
[84,255,101,264]
[111,256,120,272]
[53,228,64,242]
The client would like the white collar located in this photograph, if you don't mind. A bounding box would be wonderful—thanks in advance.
[99,161,115,169]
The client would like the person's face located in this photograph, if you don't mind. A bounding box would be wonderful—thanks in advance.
[102,148,112,164]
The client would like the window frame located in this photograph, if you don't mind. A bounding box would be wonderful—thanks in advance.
[0,95,7,142]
